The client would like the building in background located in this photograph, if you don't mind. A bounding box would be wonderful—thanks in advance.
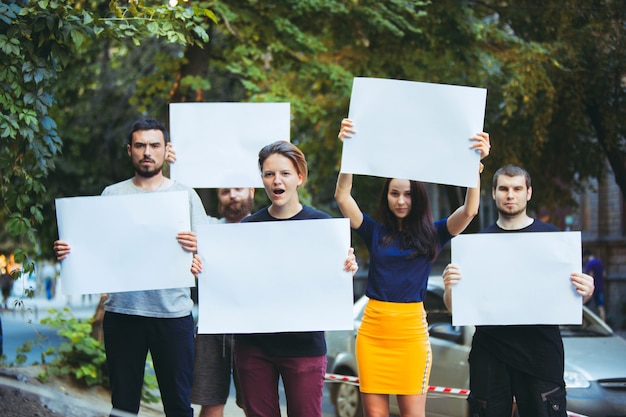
[574,166,626,330]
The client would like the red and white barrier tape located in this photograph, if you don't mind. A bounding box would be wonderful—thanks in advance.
[325,373,468,396]
[324,373,588,417]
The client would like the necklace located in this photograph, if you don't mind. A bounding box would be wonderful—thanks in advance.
[133,176,166,191]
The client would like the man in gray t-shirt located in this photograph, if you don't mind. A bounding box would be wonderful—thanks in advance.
[54,118,206,417]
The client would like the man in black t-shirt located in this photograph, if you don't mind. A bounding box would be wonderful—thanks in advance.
[442,164,594,417]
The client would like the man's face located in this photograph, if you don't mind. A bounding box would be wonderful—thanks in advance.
[127,129,166,178]
[492,174,532,217]
[217,188,254,223]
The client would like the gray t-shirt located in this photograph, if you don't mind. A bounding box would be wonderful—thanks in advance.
[102,178,207,318]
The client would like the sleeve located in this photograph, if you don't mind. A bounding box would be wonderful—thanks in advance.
[435,218,453,248]
[188,189,208,231]
[355,212,376,249]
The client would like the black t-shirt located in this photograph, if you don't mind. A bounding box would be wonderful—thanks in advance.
[471,219,565,386]
[235,205,331,357]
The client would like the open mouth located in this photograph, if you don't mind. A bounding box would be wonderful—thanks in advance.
[273,189,285,195]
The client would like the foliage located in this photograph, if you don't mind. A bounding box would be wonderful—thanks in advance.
[0,0,215,262]
[223,0,625,226]
[470,0,626,218]
[30,308,159,402]
[38,308,108,387]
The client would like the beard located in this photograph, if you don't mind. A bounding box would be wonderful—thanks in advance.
[219,196,254,223]
[133,158,164,178]
[497,204,526,219]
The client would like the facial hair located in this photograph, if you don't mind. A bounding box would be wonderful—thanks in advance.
[219,195,254,223]
[133,157,164,178]
[496,201,527,219]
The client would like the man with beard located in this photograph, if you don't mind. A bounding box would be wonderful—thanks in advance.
[54,118,207,417]
[191,187,254,417]
[441,164,594,417]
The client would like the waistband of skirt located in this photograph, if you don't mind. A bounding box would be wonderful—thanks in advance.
[367,298,424,312]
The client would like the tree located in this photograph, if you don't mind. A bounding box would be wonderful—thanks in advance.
[470,0,626,219]
[0,0,214,268]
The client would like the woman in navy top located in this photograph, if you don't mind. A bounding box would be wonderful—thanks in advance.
[334,118,490,417]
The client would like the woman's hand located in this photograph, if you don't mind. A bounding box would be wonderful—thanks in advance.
[338,118,356,142]
[443,263,463,291]
[344,247,358,276]
[470,132,491,160]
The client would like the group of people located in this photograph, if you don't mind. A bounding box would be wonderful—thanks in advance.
[53,115,596,417]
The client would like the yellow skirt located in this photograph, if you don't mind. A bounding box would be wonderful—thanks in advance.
[356,299,431,395]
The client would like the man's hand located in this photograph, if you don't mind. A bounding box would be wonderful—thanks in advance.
[53,240,71,261]
[177,231,197,253]
[571,272,594,303]
[191,254,202,277]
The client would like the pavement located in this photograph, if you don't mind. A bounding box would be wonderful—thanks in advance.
[0,293,249,417]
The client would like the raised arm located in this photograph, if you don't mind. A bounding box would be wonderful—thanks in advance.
[446,132,490,236]
[335,118,364,229]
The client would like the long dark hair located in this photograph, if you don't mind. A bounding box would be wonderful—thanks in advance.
[376,179,439,261]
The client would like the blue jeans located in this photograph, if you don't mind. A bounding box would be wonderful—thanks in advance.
[468,346,567,417]
[103,312,194,417]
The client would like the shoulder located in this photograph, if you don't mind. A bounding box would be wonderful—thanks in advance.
[299,205,331,220]
[168,181,194,193]
[243,207,271,222]
[479,223,501,233]
[527,220,560,232]
[101,178,134,195]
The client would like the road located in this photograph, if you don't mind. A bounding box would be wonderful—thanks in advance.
[1,294,339,417]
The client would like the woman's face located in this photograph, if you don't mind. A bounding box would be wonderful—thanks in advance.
[261,153,303,210]
[387,179,412,219]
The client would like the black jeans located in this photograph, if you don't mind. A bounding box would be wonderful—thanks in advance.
[468,346,567,417]
[103,312,195,417]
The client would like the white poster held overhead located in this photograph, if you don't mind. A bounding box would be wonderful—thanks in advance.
[169,102,290,188]
[342,77,487,187]
[55,191,194,295]
[451,231,582,326]
[196,218,354,334]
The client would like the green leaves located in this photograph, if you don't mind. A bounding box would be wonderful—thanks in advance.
[1,0,215,264]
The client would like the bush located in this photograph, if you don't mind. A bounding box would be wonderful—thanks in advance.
[21,307,159,403]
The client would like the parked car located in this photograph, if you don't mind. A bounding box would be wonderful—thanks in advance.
[325,276,626,417]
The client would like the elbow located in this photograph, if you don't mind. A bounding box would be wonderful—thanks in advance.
[334,187,350,203]
[333,189,341,201]
[461,206,479,221]
[467,207,479,219]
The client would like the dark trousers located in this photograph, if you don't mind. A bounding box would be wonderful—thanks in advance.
[103,312,195,417]
[235,342,327,417]
[468,346,567,417]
